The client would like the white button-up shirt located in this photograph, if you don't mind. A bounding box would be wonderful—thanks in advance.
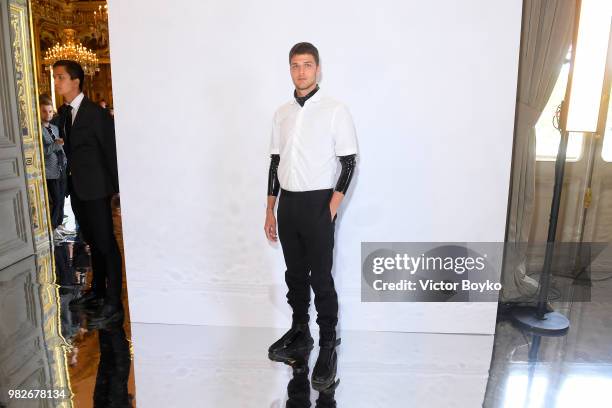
[69,92,85,124]
[269,91,358,192]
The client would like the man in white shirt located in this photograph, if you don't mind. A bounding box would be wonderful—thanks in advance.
[265,42,358,392]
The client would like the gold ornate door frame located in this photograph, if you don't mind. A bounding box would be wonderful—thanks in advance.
[1,0,72,406]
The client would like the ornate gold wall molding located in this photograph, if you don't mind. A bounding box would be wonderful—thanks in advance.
[10,0,48,244]
[8,0,72,405]
[31,0,112,104]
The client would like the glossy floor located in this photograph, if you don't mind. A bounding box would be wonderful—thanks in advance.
[128,288,612,408]
[130,324,493,407]
[484,268,612,408]
[2,194,611,407]
[3,280,612,407]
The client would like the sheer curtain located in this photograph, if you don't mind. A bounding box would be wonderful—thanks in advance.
[502,0,576,302]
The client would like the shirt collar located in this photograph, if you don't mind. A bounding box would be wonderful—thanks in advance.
[293,84,321,106]
[69,92,85,112]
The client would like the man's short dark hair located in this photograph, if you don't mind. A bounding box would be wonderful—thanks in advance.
[52,60,85,91]
[289,42,319,65]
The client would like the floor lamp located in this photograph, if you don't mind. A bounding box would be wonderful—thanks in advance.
[512,0,612,335]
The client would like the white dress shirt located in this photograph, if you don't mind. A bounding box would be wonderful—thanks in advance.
[69,92,85,124]
[269,91,358,192]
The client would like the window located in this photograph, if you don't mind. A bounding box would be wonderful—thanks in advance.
[600,86,612,162]
[535,62,584,161]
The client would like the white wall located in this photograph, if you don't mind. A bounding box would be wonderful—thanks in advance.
[108,0,522,334]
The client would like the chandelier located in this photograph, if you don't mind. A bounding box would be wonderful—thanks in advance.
[43,29,99,76]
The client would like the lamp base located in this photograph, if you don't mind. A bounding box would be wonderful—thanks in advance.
[509,306,570,336]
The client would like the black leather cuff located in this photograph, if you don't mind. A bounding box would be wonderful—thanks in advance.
[267,154,280,196]
[335,154,356,194]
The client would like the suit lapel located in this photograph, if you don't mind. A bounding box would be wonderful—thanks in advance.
[72,97,89,129]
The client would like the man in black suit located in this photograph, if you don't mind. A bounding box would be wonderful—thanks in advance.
[52,60,123,328]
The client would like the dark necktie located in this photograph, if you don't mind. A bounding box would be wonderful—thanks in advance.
[46,125,55,140]
[59,104,73,142]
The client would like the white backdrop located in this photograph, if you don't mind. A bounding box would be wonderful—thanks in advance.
[108,0,522,334]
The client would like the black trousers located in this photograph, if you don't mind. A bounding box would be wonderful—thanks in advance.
[278,188,338,341]
[94,325,131,407]
[46,176,65,229]
[71,193,122,306]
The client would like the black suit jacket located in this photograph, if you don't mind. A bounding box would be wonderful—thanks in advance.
[62,96,119,200]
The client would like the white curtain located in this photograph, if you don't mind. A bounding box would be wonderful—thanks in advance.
[502,0,576,302]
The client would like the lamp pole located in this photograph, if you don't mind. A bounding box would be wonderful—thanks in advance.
[511,118,571,335]
[511,1,612,335]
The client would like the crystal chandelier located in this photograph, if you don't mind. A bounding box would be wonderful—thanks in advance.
[43,29,99,76]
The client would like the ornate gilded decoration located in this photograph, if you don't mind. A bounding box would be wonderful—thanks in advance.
[8,0,72,406]
[43,28,100,76]
[10,0,47,242]
[32,0,112,104]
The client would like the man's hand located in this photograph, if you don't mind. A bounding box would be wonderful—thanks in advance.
[265,209,278,241]
[329,203,338,221]
[329,191,344,221]
[55,138,64,145]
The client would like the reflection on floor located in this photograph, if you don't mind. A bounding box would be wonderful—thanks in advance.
[130,324,493,407]
[53,196,136,407]
[484,249,612,408]
[128,249,612,407]
[5,193,610,407]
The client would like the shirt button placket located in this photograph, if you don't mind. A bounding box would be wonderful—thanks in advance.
[292,110,304,189]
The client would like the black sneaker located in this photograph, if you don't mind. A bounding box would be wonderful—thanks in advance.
[312,337,341,391]
[87,304,124,330]
[69,290,103,311]
[268,323,314,364]
[315,377,339,408]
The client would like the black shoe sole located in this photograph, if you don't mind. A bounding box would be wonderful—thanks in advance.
[318,378,340,394]
[69,299,103,312]
[268,344,314,364]
[87,311,124,330]
[312,357,338,391]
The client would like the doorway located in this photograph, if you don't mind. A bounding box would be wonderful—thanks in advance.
[0,0,136,406]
